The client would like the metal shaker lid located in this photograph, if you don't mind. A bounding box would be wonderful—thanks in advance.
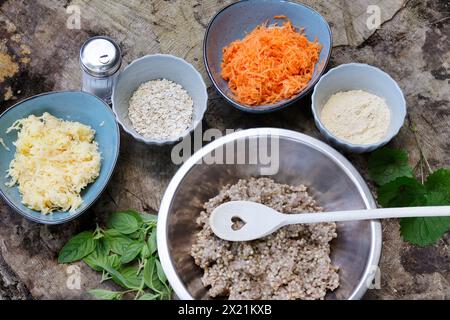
[80,36,122,77]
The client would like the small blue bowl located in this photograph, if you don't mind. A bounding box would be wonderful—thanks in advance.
[311,63,407,153]
[203,0,332,113]
[0,91,120,224]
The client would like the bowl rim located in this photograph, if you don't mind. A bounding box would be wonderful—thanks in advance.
[0,90,121,225]
[311,63,407,150]
[111,53,208,145]
[203,0,333,113]
[157,128,382,300]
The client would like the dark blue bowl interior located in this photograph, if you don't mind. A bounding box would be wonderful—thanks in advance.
[0,92,120,224]
[204,0,332,112]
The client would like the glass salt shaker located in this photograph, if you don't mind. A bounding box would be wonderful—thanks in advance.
[80,36,122,104]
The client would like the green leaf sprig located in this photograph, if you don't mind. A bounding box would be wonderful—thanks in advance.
[58,210,172,300]
[368,147,450,246]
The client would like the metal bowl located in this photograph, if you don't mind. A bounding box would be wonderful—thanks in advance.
[158,128,382,300]
[203,0,332,113]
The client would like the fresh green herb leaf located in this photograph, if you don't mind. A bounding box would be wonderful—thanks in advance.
[377,177,427,207]
[122,209,144,224]
[84,251,120,272]
[120,242,144,264]
[108,254,121,270]
[83,251,104,272]
[95,238,110,256]
[425,168,450,198]
[104,233,135,256]
[425,191,450,205]
[148,228,157,255]
[143,257,162,292]
[140,212,158,223]
[58,209,172,299]
[140,243,151,259]
[119,265,143,289]
[128,229,144,240]
[138,293,160,300]
[99,263,140,290]
[400,192,450,246]
[93,232,104,240]
[368,146,450,246]
[159,286,172,300]
[58,231,96,263]
[155,259,167,283]
[400,216,450,246]
[107,211,142,234]
[89,289,122,300]
[103,229,122,237]
[368,148,413,185]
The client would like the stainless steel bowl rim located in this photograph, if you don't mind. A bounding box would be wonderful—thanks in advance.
[157,128,382,300]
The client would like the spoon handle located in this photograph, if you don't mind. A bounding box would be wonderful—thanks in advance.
[282,206,450,225]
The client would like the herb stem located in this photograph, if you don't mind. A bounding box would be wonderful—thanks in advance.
[420,157,424,184]
[410,121,433,176]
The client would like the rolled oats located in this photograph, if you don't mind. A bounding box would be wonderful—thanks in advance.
[128,79,194,140]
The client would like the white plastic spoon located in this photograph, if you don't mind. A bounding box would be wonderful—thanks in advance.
[209,200,450,242]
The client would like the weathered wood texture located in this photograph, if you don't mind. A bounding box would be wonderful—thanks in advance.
[0,0,449,299]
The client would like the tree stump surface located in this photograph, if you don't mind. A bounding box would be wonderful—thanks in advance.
[0,0,449,299]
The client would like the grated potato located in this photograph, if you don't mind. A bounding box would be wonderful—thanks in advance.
[6,112,101,214]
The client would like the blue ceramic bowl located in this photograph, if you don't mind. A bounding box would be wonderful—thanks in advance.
[0,92,120,224]
[112,54,208,145]
[311,63,406,153]
[203,0,332,113]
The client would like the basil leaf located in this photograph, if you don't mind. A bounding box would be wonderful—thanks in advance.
[120,242,144,264]
[83,251,104,272]
[119,265,143,289]
[128,230,142,240]
[96,238,110,256]
[104,229,122,237]
[138,293,160,300]
[143,257,158,291]
[89,289,122,300]
[93,232,104,240]
[84,251,120,272]
[108,254,121,270]
[99,263,139,290]
[140,212,158,223]
[104,234,135,256]
[159,286,172,300]
[143,257,165,293]
[155,259,167,283]
[122,209,144,224]
[107,211,141,234]
[148,229,157,255]
[140,243,151,259]
[58,231,96,263]
[129,228,147,241]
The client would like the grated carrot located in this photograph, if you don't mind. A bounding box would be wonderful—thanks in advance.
[221,20,321,106]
